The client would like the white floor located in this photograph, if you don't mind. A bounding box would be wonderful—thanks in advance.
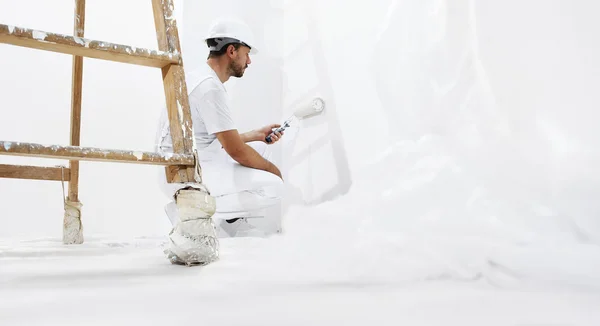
[2,1,600,325]
[2,136,600,325]
[2,224,600,326]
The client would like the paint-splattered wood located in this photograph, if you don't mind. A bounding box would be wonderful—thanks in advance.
[0,164,71,182]
[0,141,195,166]
[0,24,180,68]
[152,0,197,183]
[68,0,85,202]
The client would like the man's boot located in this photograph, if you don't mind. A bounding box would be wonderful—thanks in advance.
[165,188,219,266]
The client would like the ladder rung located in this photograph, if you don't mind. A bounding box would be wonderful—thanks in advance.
[0,24,180,68]
[0,141,194,166]
[0,164,71,182]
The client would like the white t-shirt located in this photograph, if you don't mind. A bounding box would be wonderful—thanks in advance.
[156,63,235,154]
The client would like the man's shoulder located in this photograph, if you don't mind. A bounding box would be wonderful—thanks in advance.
[185,65,224,95]
[194,77,222,92]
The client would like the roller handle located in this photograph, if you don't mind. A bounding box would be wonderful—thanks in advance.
[265,125,288,143]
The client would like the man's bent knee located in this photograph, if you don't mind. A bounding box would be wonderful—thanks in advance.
[263,177,284,200]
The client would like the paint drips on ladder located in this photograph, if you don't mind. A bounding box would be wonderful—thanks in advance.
[0,141,190,164]
[176,101,187,139]
[73,37,85,46]
[32,30,46,41]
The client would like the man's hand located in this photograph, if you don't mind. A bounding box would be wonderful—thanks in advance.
[240,124,284,144]
[256,123,284,144]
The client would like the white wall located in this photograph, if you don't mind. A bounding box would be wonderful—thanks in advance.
[0,0,353,239]
[1,0,599,242]
[474,0,600,239]
[0,0,175,238]
[360,0,600,242]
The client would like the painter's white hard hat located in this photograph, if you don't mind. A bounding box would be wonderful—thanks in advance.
[204,17,258,54]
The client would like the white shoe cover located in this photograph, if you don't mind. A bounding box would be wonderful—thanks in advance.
[166,189,219,266]
[218,218,267,238]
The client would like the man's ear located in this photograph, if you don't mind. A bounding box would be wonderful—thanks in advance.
[226,44,236,57]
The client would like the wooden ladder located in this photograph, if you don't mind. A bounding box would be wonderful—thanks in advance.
[0,0,198,243]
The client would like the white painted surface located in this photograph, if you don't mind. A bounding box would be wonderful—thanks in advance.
[0,0,172,239]
[1,0,600,324]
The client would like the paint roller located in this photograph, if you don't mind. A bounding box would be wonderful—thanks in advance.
[265,97,326,143]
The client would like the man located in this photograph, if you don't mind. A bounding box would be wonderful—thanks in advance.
[156,16,287,241]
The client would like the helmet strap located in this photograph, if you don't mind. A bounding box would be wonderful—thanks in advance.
[208,37,251,52]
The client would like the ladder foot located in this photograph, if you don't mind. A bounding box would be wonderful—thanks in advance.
[63,200,84,244]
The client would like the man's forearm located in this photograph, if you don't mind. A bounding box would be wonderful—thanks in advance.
[231,144,282,179]
[240,131,260,143]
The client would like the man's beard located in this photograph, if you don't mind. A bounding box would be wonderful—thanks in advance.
[229,61,247,78]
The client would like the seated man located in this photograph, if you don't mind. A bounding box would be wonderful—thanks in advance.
[156,17,287,238]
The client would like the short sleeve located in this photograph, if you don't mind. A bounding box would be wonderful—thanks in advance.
[190,87,236,135]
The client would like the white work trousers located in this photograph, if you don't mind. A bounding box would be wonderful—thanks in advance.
[159,140,284,223]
